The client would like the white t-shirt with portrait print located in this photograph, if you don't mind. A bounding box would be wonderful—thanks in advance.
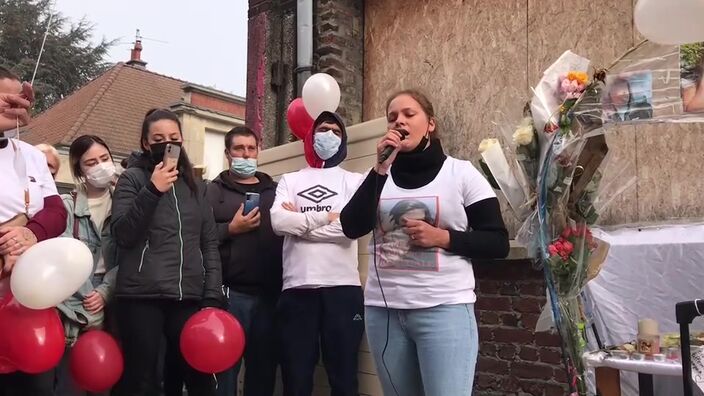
[0,139,58,223]
[365,156,496,309]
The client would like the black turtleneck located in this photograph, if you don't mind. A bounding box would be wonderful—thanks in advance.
[340,139,509,259]
[390,137,447,189]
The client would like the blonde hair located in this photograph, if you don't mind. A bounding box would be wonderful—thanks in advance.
[35,143,60,177]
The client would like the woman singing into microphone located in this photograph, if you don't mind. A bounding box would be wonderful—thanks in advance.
[340,90,509,395]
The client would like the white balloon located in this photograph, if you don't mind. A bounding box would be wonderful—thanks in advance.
[635,0,704,45]
[10,237,93,310]
[302,73,341,118]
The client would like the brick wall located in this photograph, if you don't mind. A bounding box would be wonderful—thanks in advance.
[247,0,365,147]
[473,260,568,396]
[313,0,364,124]
[246,0,297,148]
[190,92,246,118]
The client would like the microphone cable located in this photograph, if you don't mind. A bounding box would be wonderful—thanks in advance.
[371,170,401,396]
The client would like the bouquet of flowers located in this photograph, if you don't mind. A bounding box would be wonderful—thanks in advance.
[483,52,614,395]
[547,224,598,298]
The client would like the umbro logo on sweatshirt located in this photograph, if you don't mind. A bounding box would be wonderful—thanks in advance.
[298,185,338,204]
[353,314,363,321]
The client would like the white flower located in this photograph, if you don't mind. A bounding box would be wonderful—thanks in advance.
[478,138,499,153]
[512,117,535,146]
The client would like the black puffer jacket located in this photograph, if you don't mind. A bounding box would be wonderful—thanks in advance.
[111,154,223,304]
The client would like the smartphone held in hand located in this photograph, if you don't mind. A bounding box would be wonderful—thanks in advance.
[244,192,260,215]
[163,143,181,170]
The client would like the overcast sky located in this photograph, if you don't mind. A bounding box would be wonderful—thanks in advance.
[53,0,248,96]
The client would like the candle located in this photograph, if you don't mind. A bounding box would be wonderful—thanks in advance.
[637,319,660,357]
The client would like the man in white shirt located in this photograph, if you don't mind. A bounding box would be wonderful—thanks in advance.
[0,66,67,396]
[271,111,364,396]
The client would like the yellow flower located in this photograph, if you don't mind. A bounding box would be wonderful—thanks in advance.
[478,138,499,153]
[567,71,589,85]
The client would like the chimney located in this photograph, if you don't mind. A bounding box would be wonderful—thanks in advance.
[127,30,147,68]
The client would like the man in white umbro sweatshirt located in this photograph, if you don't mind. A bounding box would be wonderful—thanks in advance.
[271,111,364,396]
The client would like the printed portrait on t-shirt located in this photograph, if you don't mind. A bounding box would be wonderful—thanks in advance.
[375,196,440,271]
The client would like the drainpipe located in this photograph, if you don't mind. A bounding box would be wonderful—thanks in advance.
[296,0,313,96]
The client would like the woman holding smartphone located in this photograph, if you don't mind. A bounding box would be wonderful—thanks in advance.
[111,108,223,396]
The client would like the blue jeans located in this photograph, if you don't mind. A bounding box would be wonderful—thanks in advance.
[365,304,478,396]
[216,290,279,396]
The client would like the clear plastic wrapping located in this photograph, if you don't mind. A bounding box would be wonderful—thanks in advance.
[477,40,704,395]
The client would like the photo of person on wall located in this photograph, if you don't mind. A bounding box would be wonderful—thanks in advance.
[603,72,654,122]
[681,42,704,113]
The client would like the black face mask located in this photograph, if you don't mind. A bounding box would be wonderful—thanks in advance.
[147,141,181,164]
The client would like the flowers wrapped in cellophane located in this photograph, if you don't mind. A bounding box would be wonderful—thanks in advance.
[478,39,704,394]
[477,136,532,221]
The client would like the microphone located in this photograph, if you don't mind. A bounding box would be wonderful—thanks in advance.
[378,129,409,164]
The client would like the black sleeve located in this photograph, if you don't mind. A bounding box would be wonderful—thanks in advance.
[199,185,225,307]
[340,169,387,239]
[205,183,231,244]
[447,197,510,259]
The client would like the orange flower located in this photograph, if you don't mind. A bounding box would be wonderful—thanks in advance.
[567,71,589,85]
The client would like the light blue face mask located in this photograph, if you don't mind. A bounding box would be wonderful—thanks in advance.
[230,157,257,178]
[313,130,341,160]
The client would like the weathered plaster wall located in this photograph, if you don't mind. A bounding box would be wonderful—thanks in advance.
[364,0,704,230]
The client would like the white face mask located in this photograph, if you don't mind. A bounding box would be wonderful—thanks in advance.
[85,161,116,189]
[313,130,342,160]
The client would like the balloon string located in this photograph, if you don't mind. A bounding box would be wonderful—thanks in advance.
[31,9,54,86]
[213,373,218,390]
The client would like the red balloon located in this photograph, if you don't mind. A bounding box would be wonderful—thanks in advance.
[0,277,11,307]
[286,98,314,140]
[0,356,16,374]
[0,279,16,374]
[0,297,64,373]
[180,308,245,374]
[70,330,124,392]
[0,338,16,374]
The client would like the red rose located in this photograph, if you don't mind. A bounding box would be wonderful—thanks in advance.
[562,241,574,254]
[548,245,558,256]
